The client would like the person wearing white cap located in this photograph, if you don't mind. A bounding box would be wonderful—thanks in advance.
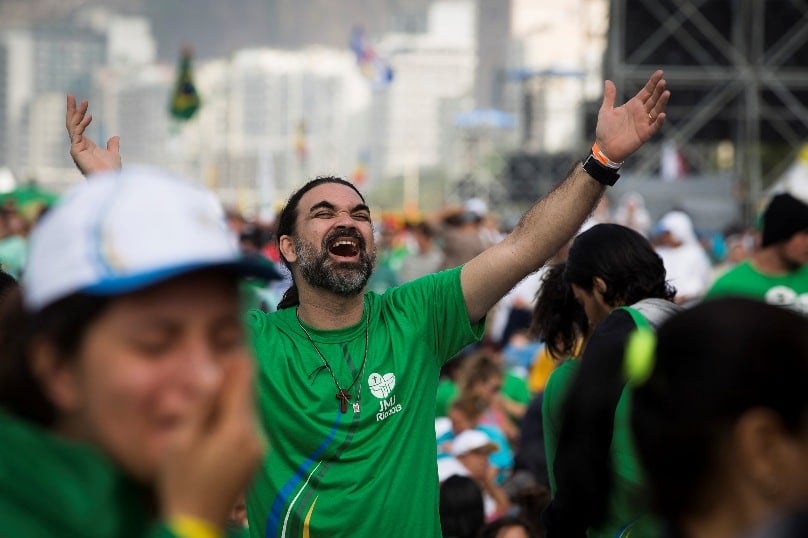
[440,429,510,519]
[65,69,671,537]
[0,166,277,537]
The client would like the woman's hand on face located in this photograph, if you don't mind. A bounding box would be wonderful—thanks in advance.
[159,356,265,529]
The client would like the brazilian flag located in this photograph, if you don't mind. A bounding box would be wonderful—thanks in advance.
[169,47,200,121]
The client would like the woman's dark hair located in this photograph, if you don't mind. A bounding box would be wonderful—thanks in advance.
[529,263,588,361]
[564,223,675,305]
[275,176,366,309]
[546,223,675,536]
[0,289,111,426]
[440,474,485,538]
[632,298,808,530]
[477,515,539,538]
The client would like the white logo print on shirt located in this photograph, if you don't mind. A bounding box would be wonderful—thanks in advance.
[368,372,396,398]
[368,372,403,422]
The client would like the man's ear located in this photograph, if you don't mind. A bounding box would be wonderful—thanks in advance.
[278,235,298,264]
[593,276,608,296]
[30,340,81,415]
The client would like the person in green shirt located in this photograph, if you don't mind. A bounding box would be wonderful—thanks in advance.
[0,166,271,537]
[630,298,808,537]
[706,191,808,314]
[67,70,672,537]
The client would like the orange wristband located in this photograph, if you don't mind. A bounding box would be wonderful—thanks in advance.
[591,142,623,169]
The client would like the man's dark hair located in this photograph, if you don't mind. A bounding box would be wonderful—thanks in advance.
[564,223,675,305]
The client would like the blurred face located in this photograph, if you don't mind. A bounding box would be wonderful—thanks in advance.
[55,271,247,482]
[571,283,611,327]
[779,230,808,269]
[496,526,530,538]
[458,449,490,482]
[284,183,376,296]
[472,375,503,405]
[449,407,475,434]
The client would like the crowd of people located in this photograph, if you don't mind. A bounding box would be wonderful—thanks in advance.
[0,69,806,538]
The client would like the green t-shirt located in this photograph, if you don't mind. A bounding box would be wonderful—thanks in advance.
[706,260,808,315]
[0,410,172,538]
[435,378,458,417]
[246,267,485,538]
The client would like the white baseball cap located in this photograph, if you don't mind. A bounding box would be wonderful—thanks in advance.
[23,166,281,312]
[450,429,498,457]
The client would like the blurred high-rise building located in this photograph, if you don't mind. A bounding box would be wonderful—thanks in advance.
[0,10,159,188]
[371,0,477,182]
[190,47,371,210]
[474,0,511,110]
[506,0,609,154]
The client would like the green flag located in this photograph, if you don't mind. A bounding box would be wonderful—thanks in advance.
[169,47,200,121]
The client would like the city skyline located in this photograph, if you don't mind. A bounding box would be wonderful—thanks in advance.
[0,0,609,216]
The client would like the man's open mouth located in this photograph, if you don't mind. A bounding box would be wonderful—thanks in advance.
[328,237,360,258]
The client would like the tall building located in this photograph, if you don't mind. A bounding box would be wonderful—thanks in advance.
[1,12,162,187]
[93,64,174,171]
[0,28,34,172]
[506,0,608,153]
[371,0,477,180]
[190,47,372,210]
[474,0,511,109]
[0,19,107,185]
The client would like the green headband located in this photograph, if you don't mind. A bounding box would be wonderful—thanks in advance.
[624,327,657,386]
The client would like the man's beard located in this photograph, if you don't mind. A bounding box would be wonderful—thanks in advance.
[293,230,376,297]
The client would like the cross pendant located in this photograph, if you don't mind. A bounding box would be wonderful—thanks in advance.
[336,389,352,414]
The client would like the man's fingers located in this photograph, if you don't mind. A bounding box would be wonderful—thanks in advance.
[649,90,671,120]
[638,69,664,101]
[651,111,667,130]
[600,80,616,111]
[107,136,120,154]
[66,94,76,120]
[78,113,92,132]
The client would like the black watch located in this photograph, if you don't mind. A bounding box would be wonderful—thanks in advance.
[582,152,620,186]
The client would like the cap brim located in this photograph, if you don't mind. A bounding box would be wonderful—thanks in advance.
[455,441,499,457]
[82,257,285,297]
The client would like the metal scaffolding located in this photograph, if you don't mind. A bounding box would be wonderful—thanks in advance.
[606,0,808,214]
